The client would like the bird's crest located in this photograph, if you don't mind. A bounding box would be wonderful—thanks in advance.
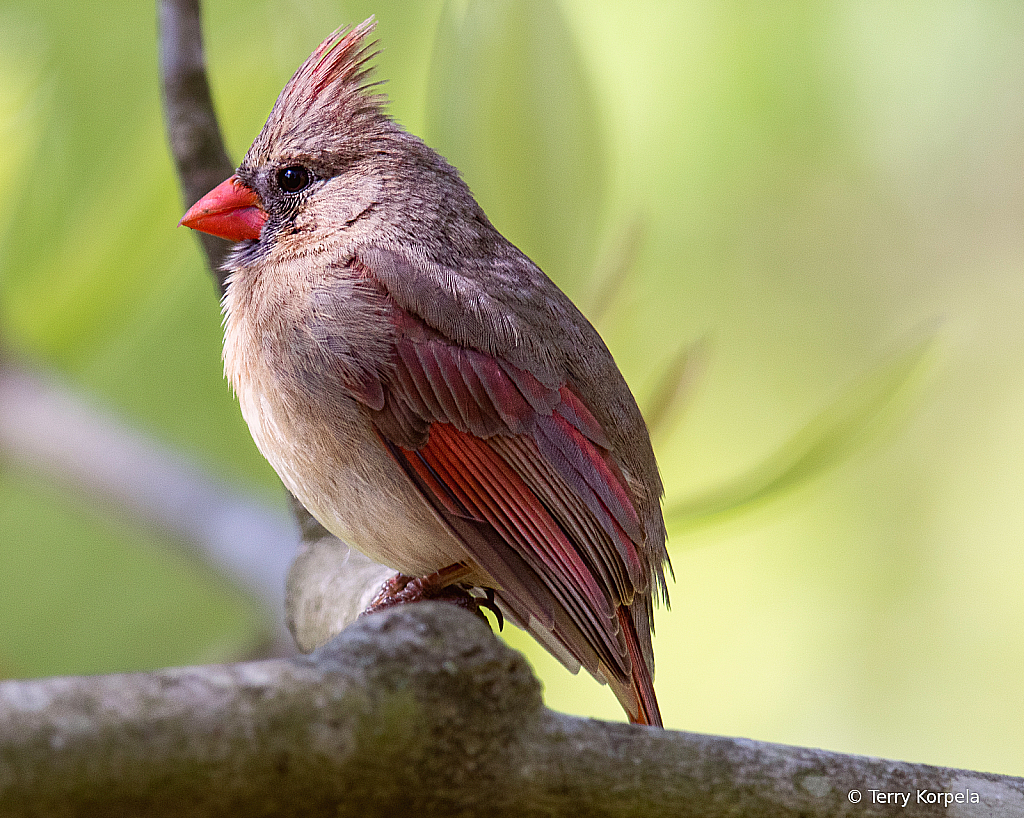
[288,18,380,112]
[249,17,386,160]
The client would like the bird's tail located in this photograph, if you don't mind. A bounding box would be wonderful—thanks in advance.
[613,606,663,727]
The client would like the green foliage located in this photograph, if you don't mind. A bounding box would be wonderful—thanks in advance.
[425,0,605,292]
[666,335,936,531]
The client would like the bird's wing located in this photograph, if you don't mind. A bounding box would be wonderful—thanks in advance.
[334,249,660,725]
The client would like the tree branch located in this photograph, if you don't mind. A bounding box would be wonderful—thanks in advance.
[158,0,235,284]
[0,604,1019,817]
[0,362,296,651]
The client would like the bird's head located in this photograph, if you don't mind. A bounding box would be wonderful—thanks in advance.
[180,18,390,249]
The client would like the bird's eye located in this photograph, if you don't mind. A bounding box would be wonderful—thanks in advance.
[277,165,311,193]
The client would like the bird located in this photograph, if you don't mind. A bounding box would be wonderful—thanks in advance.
[180,18,671,726]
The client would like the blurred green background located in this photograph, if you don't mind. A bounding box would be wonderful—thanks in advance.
[1,0,1023,775]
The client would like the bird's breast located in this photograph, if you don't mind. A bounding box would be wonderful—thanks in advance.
[221,258,467,578]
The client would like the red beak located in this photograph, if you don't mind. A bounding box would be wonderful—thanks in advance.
[179,176,267,241]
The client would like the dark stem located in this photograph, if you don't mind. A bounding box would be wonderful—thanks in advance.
[158,0,235,288]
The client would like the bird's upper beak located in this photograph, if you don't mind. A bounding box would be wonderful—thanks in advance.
[179,175,267,241]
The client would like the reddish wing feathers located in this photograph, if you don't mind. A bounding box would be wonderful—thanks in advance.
[423,425,622,659]
[350,260,661,725]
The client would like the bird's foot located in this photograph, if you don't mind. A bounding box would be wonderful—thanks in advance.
[363,566,503,631]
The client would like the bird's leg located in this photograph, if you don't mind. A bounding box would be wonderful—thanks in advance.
[363,563,503,630]
[365,562,472,608]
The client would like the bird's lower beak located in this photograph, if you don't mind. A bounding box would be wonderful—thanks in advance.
[179,175,267,241]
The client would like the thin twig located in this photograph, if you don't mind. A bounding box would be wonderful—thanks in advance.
[158,0,235,285]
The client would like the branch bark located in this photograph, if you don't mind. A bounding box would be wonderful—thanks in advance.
[0,604,1020,818]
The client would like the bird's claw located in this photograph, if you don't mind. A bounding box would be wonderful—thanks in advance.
[363,573,503,631]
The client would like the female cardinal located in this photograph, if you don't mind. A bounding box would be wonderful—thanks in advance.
[180,19,671,726]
